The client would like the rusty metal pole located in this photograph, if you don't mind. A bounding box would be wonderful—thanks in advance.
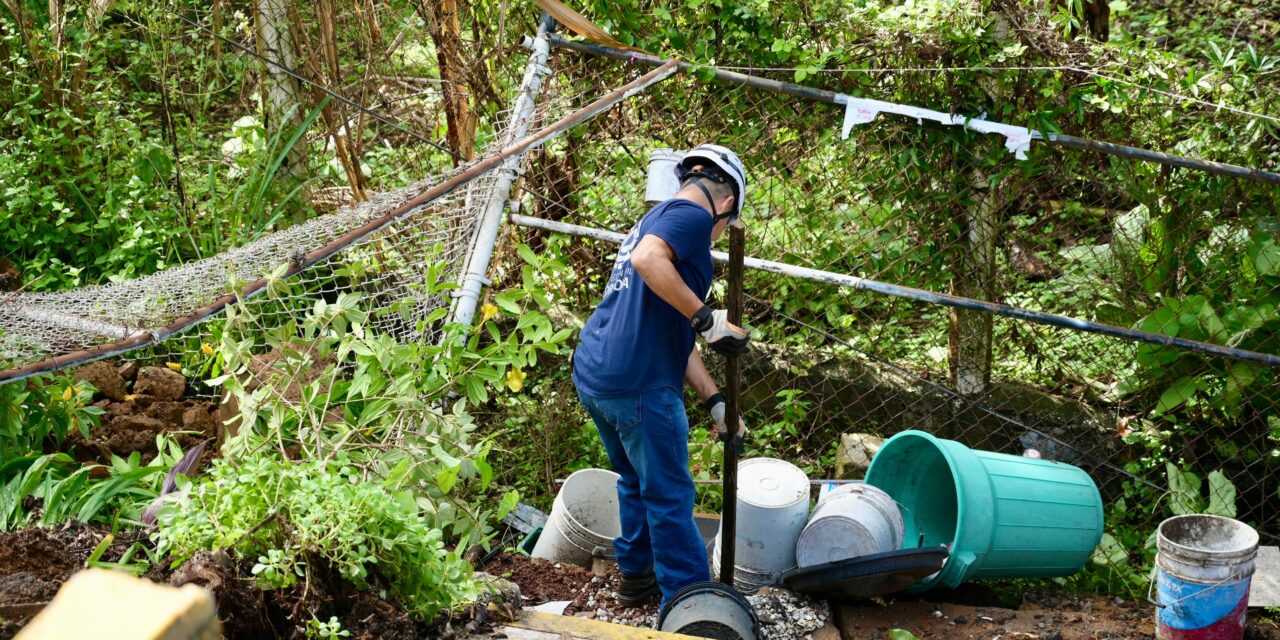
[718,222,746,586]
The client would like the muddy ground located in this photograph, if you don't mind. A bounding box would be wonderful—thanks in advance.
[0,523,461,640]
[483,553,1280,640]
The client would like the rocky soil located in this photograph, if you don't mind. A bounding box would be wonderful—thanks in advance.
[71,360,219,463]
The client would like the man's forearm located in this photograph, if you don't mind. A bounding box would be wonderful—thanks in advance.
[684,349,718,402]
[631,235,705,319]
[635,258,704,318]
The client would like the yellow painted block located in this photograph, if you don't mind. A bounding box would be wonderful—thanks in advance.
[506,611,701,640]
[16,569,219,640]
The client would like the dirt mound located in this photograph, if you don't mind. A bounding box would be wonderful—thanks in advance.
[0,524,434,640]
[482,554,659,626]
[0,523,149,639]
[68,360,219,464]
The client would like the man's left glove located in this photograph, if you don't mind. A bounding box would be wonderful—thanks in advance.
[703,393,745,454]
[691,306,750,355]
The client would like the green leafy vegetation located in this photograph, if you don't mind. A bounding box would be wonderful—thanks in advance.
[2,0,1278,627]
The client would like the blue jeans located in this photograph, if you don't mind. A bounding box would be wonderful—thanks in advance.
[576,386,710,605]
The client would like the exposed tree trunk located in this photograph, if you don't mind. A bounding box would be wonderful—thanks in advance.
[313,0,368,201]
[948,168,999,399]
[211,0,224,59]
[68,0,113,107]
[422,0,477,162]
[1049,0,1110,41]
[254,0,309,177]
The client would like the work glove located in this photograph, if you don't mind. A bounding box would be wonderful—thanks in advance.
[691,306,750,356]
[703,393,746,454]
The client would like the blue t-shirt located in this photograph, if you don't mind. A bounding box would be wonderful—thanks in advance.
[572,199,714,397]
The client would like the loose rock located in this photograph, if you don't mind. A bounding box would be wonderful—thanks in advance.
[135,366,186,400]
[74,361,127,401]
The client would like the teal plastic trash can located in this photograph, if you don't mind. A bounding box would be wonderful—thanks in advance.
[865,430,1103,590]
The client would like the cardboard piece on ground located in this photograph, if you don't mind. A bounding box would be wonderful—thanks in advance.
[16,568,219,640]
[1250,545,1280,608]
[528,600,573,615]
[505,611,700,639]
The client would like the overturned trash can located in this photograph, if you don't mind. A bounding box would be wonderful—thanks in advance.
[865,430,1103,590]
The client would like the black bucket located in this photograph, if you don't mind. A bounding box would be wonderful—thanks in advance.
[657,581,759,640]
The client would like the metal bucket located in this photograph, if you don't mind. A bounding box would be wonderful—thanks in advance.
[645,148,685,205]
[530,468,621,567]
[797,482,904,567]
[1154,514,1258,640]
[712,458,810,587]
[658,580,758,640]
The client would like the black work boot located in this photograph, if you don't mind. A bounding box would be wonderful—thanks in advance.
[615,571,659,607]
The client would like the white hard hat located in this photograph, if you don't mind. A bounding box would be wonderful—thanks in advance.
[674,144,747,220]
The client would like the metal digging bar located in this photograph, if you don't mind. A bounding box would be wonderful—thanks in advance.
[0,59,683,386]
[719,222,746,587]
[508,214,1280,367]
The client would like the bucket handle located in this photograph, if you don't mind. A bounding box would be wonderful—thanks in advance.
[1146,572,1235,609]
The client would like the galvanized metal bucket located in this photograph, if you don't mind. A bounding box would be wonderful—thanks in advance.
[797,482,904,567]
[659,580,759,640]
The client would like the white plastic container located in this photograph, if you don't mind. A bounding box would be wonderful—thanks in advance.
[712,457,810,589]
[531,468,621,567]
[645,148,685,206]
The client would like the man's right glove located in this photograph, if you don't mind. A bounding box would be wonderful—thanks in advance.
[691,305,750,355]
[703,393,746,454]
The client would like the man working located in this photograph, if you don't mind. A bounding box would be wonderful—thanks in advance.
[571,144,751,608]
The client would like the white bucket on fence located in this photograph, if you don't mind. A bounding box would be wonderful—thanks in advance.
[796,482,904,567]
[712,458,810,590]
[1153,514,1259,640]
[531,468,622,568]
[645,148,685,206]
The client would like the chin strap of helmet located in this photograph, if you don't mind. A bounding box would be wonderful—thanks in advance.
[683,171,735,223]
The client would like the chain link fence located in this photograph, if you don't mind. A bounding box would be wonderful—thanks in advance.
[501,45,1280,542]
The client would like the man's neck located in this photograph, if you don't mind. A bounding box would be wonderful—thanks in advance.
[673,187,715,217]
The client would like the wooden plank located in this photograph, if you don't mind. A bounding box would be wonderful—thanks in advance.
[506,611,700,639]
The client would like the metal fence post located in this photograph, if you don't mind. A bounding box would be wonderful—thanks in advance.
[449,13,557,329]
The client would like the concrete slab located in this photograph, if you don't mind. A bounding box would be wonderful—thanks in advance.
[15,569,218,640]
[1250,545,1280,608]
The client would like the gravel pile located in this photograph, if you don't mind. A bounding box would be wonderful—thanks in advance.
[747,587,830,640]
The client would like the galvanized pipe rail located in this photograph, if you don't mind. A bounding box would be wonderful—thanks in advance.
[509,214,1280,367]
[450,14,555,328]
[548,35,1280,186]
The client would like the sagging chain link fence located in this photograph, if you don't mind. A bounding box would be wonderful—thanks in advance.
[502,41,1280,542]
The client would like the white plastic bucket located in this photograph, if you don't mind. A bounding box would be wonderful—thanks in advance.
[711,541,774,593]
[531,468,622,567]
[712,458,810,587]
[1153,514,1258,640]
[645,148,685,206]
[796,482,904,567]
